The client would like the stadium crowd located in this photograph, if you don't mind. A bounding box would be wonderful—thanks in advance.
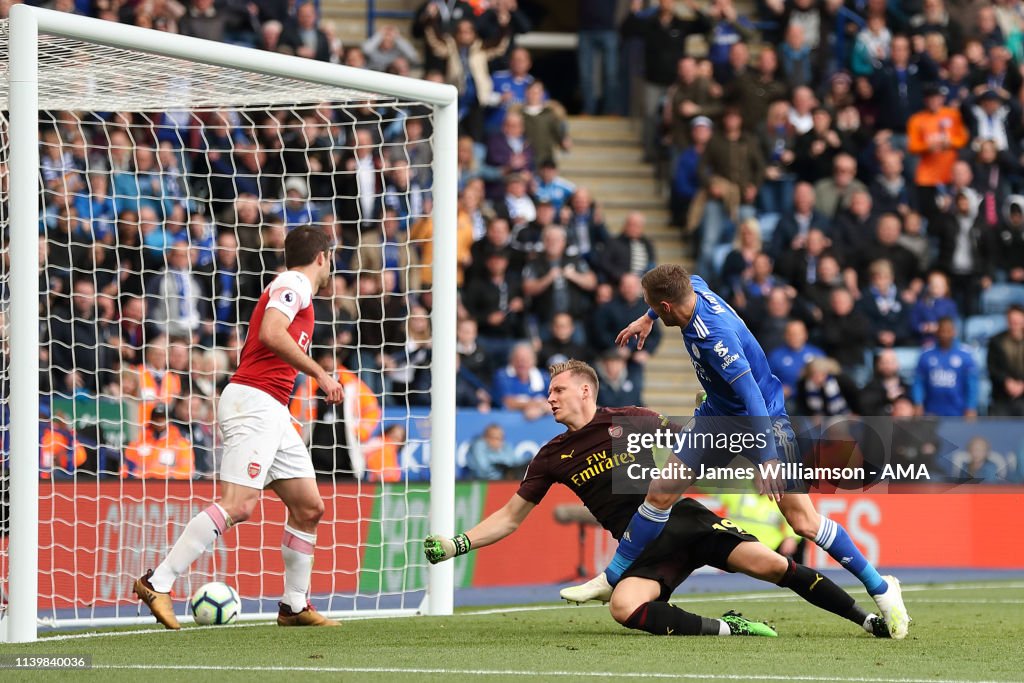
[4,0,1024,485]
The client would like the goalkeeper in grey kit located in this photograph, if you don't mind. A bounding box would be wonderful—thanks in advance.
[425,360,893,638]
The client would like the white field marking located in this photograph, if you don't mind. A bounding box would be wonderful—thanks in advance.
[33,581,1024,640]
[87,664,1023,683]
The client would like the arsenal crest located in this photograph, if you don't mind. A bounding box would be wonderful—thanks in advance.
[608,425,623,438]
[247,462,261,479]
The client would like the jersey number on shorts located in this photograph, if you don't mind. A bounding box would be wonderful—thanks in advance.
[713,518,749,535]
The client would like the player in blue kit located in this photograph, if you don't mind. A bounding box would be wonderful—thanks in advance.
[562,264,911,639]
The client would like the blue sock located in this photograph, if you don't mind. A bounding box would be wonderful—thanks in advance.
[815,517,888,596]
[605,502,671,585]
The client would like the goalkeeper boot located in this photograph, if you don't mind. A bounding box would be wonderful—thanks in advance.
[721,610,778,637]
[132,569,180,630]
[867,614,892,639]
[872,575,910,640]
[560,572,613,605]
[277,601,341,627]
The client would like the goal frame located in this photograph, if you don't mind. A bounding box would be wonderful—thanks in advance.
[4,4,458,643]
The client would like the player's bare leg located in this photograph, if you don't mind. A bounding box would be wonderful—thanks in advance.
[777,494,909,638]
[610,576,776,636]
[270,477,339,626]
[134,482,259,629]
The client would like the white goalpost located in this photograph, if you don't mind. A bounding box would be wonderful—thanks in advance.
[1,4,457,642]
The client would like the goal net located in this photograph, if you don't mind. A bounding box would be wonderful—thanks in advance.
[0,6,457,640]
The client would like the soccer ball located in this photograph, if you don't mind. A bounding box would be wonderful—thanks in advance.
[189,582,241,625]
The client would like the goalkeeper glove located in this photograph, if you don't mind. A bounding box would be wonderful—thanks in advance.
[424,533,471,564]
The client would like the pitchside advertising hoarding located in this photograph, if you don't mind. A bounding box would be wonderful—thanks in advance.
[27,410,1024,609]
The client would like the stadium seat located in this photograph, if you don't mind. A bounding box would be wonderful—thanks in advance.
[963,314,1007,346]
[891,346,922,385]
[980,284,1024,315]
[758,212,780,245]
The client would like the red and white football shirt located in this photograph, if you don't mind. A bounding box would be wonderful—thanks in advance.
[231,270,315,405]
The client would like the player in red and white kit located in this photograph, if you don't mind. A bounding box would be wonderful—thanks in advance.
[133,226,343,629]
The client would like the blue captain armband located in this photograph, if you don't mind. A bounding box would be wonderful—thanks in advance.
[646,308,659,321]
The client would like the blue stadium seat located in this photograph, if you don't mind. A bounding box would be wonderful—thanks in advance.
[963,314,1007,346]
[711,243,733,277]
[758,212,780,246]
[891,346,922,385]
[980,284,1024,315]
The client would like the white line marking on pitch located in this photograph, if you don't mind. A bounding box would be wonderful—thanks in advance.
[88,664,1023,683]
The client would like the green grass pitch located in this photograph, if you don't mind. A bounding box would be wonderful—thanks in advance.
[2,581,1022,682]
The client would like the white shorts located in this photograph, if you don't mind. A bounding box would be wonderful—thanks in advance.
[218,382,314,489]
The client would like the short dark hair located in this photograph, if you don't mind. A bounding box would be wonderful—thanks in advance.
[1008,304,1024,317]
[284,226,331,268]
[641,264,693,306]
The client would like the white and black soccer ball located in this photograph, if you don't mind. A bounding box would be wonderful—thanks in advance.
[189,581,241,625]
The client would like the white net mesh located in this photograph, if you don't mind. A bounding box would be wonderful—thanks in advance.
[1,22,445,626]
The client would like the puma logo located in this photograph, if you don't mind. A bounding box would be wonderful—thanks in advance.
[810,573,824,591]
[666,627,674,635]
[561,450,575,459]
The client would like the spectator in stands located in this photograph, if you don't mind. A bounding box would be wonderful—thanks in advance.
[671,116,712,229]
[280,1,330,61]
[178,0,227,43]
[869,151,912,217]
[457,134,502,190]
[720,216,763,298]
[733,253,786,318]
[858,259,913,348]
[121,403,194,479]
[795,357,861,417]
[767,319,825,398]
[694,106,764,277]
[992,195,1024,285]
[532,161,575,214]
[803,253,843,324]
[40,407,87,480]
[577,0,621,116]
[757,99,798,215]
[562,186,609,264]
[595,350,642,409]
[950,436,1004,483]
[539,313,592,367]
[486,46,534,133]
[336,127,385,237]
[497,172,536,232]
[969,45,1022,101]
[456,352,493,412]
[988,304,1024,416]
[910,271,959,345]
[872,35,938,136]
[146,242,209,341]
[463,248,526,356]
[456,317,494,388]
[964,91,1020,168]
[117,294,147,367]
[933,190,990,316]
[769,182,830,259]
[171,395,215,477]
[258,19,284,52]
[519,81,570,169]
[492,342,550,421]
[821,287,873,374]
[592,273,661,359]
[356,208,421,295]
[851,13,891,76]
[907,83,969,219]
[363,423,405,482]
[704,0,756,84]
[913,317,979,417]
[599,212,657,287]
[859,213,921,291]
[664,56,722,158]
[424,11,512,140]
[522,225,598,332]
[780,23,813,89]
[860,348,911,416]
[746,285,795,354]
[775,227,832,298]
[363,24,420,72]
[49,278,115,397]
[727,45,787,133]
[466,424,522,480]
[383,304,432,406]
[814,153,867,220]
[484,110,534,198]
[621,0,711,161]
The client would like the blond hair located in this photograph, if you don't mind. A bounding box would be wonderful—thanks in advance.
[549,359,599,394]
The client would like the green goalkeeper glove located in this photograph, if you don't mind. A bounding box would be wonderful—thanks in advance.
[424,533,471,564]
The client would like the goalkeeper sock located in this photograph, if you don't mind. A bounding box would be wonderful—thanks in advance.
[776,558,870,627]
[150,504,230,593]
[814,517,888,596]
[624,601,723,636]
[281,525,316,613]
[605,501,671,585]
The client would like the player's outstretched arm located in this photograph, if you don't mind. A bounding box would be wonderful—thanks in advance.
[260,308,343,403]
[424,494,535,564]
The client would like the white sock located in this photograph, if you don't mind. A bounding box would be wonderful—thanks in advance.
[281,525,316,612]
[150,504,230,593]
[718,619,731,636]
